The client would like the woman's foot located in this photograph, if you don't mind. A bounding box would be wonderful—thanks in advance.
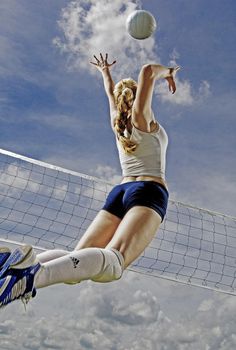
[0,248,11,270]
[0,245,35,278]
[0,246,41,308]
[0,262,41,308]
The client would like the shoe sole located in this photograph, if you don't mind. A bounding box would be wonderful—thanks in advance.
[0,248,11,267]
[0,276,10,293]
[0,245,36,278]
[0,261,41,308]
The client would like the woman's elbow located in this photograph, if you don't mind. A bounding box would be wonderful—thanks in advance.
[140,64,154,79]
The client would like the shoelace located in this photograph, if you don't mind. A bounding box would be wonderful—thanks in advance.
[21,290,35,311]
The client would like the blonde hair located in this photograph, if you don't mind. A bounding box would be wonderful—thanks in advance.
[113,78,138,154]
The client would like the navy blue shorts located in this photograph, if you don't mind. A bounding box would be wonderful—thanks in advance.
[102,181,169,222]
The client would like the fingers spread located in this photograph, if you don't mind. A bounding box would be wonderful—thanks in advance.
[93,55,99,63]
[100,53,104,62]
[91,53,116,70]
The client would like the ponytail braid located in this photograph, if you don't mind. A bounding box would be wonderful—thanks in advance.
[113,79,138,154]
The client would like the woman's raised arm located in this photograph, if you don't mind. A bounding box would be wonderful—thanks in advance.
[90,53,117,126]
[132,64,180,131]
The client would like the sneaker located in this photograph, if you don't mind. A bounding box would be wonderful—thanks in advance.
[0,247,11,268]
[0,245,35,279]
[0,262,41,308]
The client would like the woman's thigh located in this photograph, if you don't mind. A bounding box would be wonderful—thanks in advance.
[106,206,162,268]
[75,210,121,250]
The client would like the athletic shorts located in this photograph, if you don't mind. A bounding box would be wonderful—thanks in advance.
[102,181,169,222]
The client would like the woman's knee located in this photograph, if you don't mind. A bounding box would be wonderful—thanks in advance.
[91,248,125,282]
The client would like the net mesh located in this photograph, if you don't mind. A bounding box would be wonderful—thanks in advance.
[0,149,235,295]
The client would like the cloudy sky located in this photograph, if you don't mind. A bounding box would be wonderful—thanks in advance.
[0,0,236,349]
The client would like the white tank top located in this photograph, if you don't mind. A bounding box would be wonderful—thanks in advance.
[116,123,168,179]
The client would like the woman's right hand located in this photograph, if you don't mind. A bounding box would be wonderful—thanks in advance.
[90,53,116,72]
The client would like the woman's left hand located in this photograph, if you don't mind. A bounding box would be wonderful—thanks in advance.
[166,76,177,94]
[90,53,116,72]
[165,66,180,94]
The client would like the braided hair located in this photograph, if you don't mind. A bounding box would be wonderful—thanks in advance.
[113,78,138,154]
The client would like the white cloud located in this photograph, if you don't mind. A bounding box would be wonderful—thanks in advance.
[53,0,157,80]
[90,164,121,184]
[198,80,211,99]
[54,0,211,109]
[157,78,194,106]
[155,48,211,107]
[170,170,236,218]
[198,298,214,312]
[0,274,235,350]
[156,76,211,107]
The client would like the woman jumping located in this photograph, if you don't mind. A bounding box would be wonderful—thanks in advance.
[0,54,179,307]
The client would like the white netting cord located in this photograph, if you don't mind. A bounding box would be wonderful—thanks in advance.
[0,149,235,295]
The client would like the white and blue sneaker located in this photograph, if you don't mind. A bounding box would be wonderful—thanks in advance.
[0,247,11,269]
[0,263,41,308]
[0,245,35,279]
[0,245,41,308]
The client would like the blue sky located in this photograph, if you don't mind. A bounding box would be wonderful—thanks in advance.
[1,0,236,216]
[1,0,236,219]
[0,1,236,349]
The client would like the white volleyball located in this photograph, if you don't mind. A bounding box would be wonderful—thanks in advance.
[126,10,157,40]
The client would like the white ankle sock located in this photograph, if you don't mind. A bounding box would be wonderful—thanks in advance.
[35,248,124,288]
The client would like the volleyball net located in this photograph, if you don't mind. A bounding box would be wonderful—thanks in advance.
[0,148,235,295]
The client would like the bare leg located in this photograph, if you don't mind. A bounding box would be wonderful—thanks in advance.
[34,207,160,288]
[75,210,121,250]
[33,210,123,288]
[36,210,120,263]
[106,206,161,268]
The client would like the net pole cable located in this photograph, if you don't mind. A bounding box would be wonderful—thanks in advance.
[0,148,235,295]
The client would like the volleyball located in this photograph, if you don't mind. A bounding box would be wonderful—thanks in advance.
[126,10,157,40]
